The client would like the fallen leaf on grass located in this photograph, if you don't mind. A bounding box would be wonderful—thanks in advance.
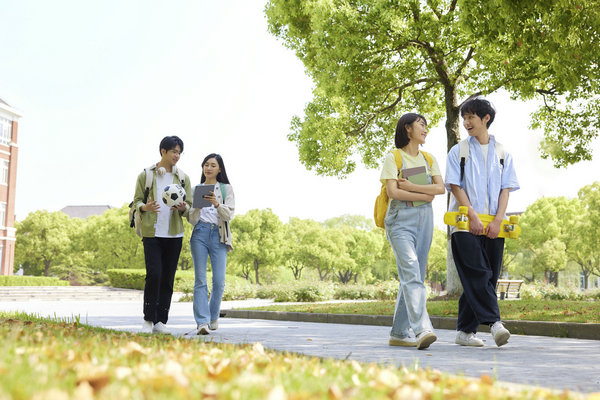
[267,385,287,400]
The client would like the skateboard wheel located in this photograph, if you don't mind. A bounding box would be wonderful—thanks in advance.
[509,215,519,224]
[509,231,518,239]
[459,206,468,214]
[457,221,467,230]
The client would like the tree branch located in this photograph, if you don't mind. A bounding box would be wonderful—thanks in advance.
[449,0,458,13]
[427,0,442,19]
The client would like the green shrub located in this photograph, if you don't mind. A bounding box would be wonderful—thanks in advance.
[222,276,256,300]
[0,275,69,286]
[263,285,297,302]
[334,285,374,300]
[294,283,334,302]
[108,269,255,301]
[521,282,600,301]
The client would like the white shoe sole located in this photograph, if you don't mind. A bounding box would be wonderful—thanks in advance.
[389,337,416,347]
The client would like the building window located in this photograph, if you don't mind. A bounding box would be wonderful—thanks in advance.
[0,203,6,228]
[0,117,11,146]
[0,160,8,185]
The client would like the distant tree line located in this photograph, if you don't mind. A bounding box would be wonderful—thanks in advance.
[14,181,600,289]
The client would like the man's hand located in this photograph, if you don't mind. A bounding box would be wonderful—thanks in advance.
[486,218,502,239]
[172,202,187,212]
[141,198,160,212]
[468,208,484,235]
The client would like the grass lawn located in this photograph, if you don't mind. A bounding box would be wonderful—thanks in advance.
[0,312,585,400]
[251,300,600,324]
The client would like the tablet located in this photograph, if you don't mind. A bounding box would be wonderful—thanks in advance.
[192,184,215,208]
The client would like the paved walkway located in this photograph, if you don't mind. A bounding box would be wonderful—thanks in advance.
[1,298,599,394]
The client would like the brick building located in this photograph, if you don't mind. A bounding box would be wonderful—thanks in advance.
[0,98,21,275]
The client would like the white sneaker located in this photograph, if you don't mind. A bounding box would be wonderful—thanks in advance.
[141,320,153,334]
[209,320,219,331]
[455,331,484,347]
[490,321,510,347]
[389,334,417,347]
[416,330,437,350]
[152,322,170,335]
[197,324,210,335]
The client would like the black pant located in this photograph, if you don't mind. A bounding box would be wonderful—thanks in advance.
[142,237,182,324]
[451,232,504,333]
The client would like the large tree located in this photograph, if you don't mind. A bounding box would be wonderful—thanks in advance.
[572,182,600,287]
[266,0,600,173]
[15,210,74,277]
[229,209,284,285]
[266,0,600,293]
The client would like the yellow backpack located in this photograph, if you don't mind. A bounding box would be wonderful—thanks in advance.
[373,149,434,229]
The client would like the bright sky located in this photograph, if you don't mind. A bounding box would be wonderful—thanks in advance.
[1,1,599,227]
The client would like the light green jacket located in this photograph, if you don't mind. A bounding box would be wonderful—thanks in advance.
[132,165,192,237]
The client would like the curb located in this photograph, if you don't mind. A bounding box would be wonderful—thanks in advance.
[222,309,600,341]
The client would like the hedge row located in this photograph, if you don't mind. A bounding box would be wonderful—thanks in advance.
[0,275,69,286]
[521,283,600,300]
[106,269,401,302]
[106,269,252,300]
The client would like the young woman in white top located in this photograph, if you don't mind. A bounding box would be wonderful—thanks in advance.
[187,153,235,335]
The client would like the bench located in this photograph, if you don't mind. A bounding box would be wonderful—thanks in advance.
[496,279,524,300]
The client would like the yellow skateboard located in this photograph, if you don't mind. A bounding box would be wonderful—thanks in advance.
[444,206,521,239]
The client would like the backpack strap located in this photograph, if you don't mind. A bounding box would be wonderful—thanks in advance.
[458,139,505,181]
[459,139,469,182]
[392,149,403,178]
[420,150,434,170]
[219,183,227,203]
[143,167,153,203]
[173,166,186,189]
[495,142,505,167]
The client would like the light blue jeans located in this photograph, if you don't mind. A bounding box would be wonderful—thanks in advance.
[191,222,228,326]
[385,200,434,338]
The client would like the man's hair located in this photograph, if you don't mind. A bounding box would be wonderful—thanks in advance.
[395,113,427,149]
[460,98,496,128]
[159,136,184,155]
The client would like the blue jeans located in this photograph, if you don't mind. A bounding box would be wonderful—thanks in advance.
[190,222,228,326]
[385,200,434,337]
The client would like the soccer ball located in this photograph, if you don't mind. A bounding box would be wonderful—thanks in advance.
[162,184,186,207]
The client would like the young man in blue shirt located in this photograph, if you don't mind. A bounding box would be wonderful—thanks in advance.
[445,98,520,347]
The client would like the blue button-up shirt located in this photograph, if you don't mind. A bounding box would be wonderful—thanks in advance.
[445,135,519,217]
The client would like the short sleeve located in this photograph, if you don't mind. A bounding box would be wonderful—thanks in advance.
[429,154,442,177]
[380,153,399,184]
[445,144,461,191]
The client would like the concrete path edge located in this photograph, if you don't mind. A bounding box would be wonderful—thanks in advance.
[222,309,600,340]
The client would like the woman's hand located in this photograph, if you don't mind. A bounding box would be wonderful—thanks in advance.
[397,178,414,192]
[203,192,220,208]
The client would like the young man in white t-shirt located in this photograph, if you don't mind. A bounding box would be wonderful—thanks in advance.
[132,136,192,334]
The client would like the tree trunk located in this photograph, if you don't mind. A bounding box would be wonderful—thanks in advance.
[254,259,260,285]
[444,85,462,296]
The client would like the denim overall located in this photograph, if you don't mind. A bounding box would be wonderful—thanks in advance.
[384,155,434,338]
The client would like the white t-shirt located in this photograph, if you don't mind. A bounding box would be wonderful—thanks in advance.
[199,183,221,224]
[154,172,184,238]
[480,144,489,214]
